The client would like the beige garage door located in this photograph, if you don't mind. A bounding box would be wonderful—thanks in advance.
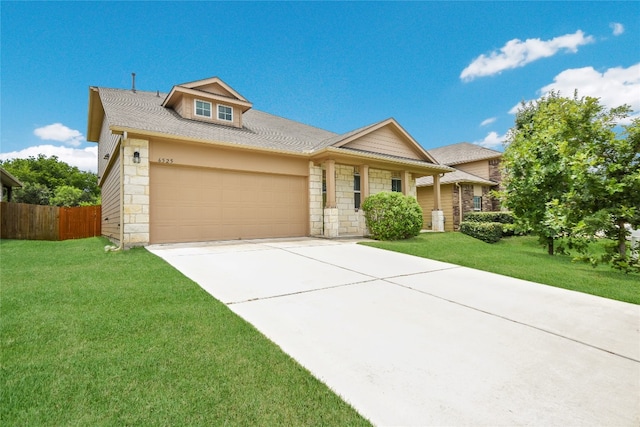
[150,164,308,244]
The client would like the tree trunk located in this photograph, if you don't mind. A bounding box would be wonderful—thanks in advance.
[617,219,627,261]
[548,237,554,255]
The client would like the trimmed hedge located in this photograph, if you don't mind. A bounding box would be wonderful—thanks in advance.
[460,221,503,243]
[463,211,514,224]
[362,192,423,240]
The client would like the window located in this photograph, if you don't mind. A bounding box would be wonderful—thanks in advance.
[473,185,482,211]
[473,196,482,211]
[354,172,361,210]
[391,177,402,193]
[217,104,233,122]
[195,100,212,118]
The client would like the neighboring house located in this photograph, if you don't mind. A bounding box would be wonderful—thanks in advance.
[87,77,453,247]
[0,167,22,202]
[416,142,502,231]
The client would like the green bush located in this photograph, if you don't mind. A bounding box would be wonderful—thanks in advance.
[362,192,423,240]
[463,211,514,224]
[460,221,503,243]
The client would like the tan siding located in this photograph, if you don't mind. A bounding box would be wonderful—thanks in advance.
[97,118,119,177]
[101,156,121,243]
[456,160,489,180]
[150,164,308,243]
[150,139,308,176]
[417,184,454,232]
[343,126,422,160]
[197,82,234,97]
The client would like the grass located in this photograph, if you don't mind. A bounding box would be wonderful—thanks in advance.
[0,237,370,426]
[362,233,640,305]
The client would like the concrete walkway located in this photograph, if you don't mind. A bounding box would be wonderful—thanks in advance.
[148,238,640,426]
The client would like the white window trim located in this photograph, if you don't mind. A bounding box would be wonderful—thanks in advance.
[194,99,212,118]
[217,104,233,122]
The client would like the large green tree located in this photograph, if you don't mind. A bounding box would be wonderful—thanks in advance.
[501,91,639,268]
[0,155,99,206]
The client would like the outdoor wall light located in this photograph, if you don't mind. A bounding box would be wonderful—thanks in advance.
[133,151,141,163]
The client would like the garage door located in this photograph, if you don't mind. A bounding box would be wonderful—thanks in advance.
[150,164,308,244]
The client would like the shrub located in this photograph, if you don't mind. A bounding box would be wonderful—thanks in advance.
[362,192,423,240]
[463,211,514,224]
[460,221,503,243]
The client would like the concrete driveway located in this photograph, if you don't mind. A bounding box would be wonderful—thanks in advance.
[148,238,640,426]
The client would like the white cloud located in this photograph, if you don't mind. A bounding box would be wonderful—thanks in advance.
[473,131,505,149]
[0,145,97,173]
[610,22,624,36]
[480,117,496,127]
[509,63,640,122]
[460,30,595,82]
[33,123,84,147]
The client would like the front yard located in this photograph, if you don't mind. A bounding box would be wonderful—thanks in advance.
[0,238,369,426]
[363,233,640,304]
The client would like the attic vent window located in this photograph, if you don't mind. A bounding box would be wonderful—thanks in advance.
[195,100,212,118]
[217,105,233,122]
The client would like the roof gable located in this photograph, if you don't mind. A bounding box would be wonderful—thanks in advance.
[321,119,438,163]
[180,77,249,102]
[162,76,252,112]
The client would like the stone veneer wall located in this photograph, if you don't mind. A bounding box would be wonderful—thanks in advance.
[309,162,324,236]
[336,165,360,235]
[122,138,150,247]
[369,169,392,195]
[309,163,417,238]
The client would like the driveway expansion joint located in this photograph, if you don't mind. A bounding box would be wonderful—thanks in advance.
[227,278,379,305]
[387,280,640,364]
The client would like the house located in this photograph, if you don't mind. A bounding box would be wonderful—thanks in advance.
[87,77,453,248]
[416,142,502,231]
[0,167,22,202]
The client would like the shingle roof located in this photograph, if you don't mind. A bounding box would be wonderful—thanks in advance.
[98,88,338,153]
[96,87,453,173]
[428,142,501,166]
[416,169,497,187]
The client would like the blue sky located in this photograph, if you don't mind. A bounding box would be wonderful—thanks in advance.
[2,1,639,172]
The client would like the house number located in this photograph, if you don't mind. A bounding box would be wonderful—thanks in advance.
[158,158,174,164]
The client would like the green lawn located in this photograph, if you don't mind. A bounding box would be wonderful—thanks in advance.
[362,233,640,305]
[1,238,370,426]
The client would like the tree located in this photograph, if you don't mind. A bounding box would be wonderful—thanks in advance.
[0,155,99,205]
[566,118,640,271]
[501,91,637,266]
[13,182,51,205]
[50,185,84,207]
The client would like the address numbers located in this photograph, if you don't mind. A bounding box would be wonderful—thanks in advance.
[158,158,174,164]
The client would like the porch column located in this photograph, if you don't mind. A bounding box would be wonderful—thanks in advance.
[361,164,370,199]
[433,174,442,210]
[325,160,336,208]
[432,173,444,232]
[402,170,411,196]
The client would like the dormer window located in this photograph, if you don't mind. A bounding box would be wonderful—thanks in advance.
[217,104,233,122]
[195,99,212,118]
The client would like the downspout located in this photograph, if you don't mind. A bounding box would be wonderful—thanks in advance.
[456,182,463,230]
[119,132,126,248]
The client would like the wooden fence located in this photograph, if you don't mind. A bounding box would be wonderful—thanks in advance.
[0,202,101,241]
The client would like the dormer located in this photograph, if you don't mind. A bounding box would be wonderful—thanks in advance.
[162,77,252,128]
